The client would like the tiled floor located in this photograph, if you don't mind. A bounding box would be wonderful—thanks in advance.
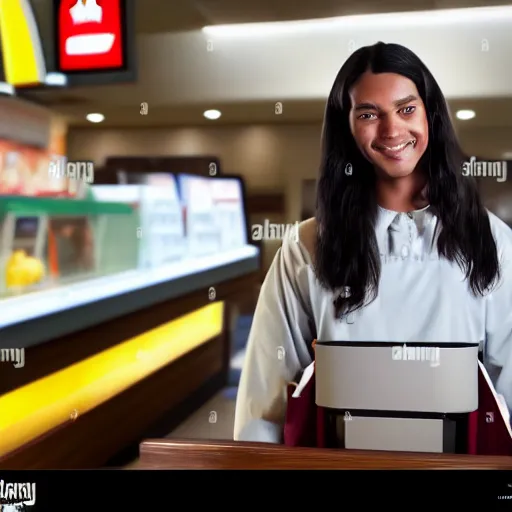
[125,349,246,467]
[124,388,237,468]
[167,348,246,441]
[167,387,237,441]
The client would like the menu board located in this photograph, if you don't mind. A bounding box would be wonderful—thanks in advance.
[56,0,125,72]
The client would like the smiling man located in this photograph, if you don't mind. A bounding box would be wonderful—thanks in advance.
[234,42,512,443]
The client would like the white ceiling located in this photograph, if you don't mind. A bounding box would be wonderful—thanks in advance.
[134,0,512,33]
[21,1,512,128]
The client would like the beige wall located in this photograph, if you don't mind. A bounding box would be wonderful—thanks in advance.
[68,124,512,270]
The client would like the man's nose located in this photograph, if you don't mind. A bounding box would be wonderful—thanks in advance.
[378,114,403,140]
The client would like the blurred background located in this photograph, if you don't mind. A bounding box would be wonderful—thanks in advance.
[0,0,511,470]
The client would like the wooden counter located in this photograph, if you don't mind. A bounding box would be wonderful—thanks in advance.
[135,439,512,470]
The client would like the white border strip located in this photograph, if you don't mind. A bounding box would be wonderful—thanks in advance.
[0,245,259,328]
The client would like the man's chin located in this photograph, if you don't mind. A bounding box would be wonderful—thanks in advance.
[375,165,416,180]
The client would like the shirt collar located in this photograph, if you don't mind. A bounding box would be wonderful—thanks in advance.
[375,205,436,254]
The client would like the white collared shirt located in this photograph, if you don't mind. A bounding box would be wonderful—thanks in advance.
[234,207,512,442]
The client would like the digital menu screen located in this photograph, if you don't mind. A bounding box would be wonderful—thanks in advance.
[55,0,126,72]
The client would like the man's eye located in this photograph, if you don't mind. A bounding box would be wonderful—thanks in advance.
[358,113,376,120]
[401,106,416,115]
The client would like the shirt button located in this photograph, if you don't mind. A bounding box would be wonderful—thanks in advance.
[401,245,409,258]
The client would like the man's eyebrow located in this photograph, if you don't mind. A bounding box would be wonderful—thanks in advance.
[353,102,377,111]
[394,94,418,107]
[353,95,419,111]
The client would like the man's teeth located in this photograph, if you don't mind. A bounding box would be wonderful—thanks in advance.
[379,140,416,151]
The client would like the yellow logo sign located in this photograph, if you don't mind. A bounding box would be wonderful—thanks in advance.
[0,0,46,87]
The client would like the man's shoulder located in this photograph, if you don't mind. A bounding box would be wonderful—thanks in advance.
[487,210,512,255]
[297,217,317,263]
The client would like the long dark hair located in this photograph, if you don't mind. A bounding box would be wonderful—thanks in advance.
[315,42,500,318]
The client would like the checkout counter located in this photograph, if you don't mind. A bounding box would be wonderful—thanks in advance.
[0,173,259,469]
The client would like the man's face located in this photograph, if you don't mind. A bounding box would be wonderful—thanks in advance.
[349,72,429,180]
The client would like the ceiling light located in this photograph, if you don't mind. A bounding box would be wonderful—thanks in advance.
[0,82,15,95]
[502,152,512,159]
[202,6,512,37]
[456,110,475,120]
[45,73,67,87]
[86,113,105,123]
[203,109,221,120]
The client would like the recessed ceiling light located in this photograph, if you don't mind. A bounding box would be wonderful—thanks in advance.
[45,73,67,87]
[0,82,14,95]
[502,152,512,159]
[86,113,105,123]
[203,109,221,120]
[456,110,475,120]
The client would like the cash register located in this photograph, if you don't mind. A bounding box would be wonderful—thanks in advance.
[315,341,480,453]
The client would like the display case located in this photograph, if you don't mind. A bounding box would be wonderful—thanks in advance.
[91,175,187,269]
[0,196,134,297]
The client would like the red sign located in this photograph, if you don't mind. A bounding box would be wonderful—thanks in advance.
[57,0,124,72]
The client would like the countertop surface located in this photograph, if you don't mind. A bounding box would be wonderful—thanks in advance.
[0,246,260,349]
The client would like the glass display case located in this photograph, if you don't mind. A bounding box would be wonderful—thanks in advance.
[92,173,250,268]
[0,196,135,297]
[91,174,187,269]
